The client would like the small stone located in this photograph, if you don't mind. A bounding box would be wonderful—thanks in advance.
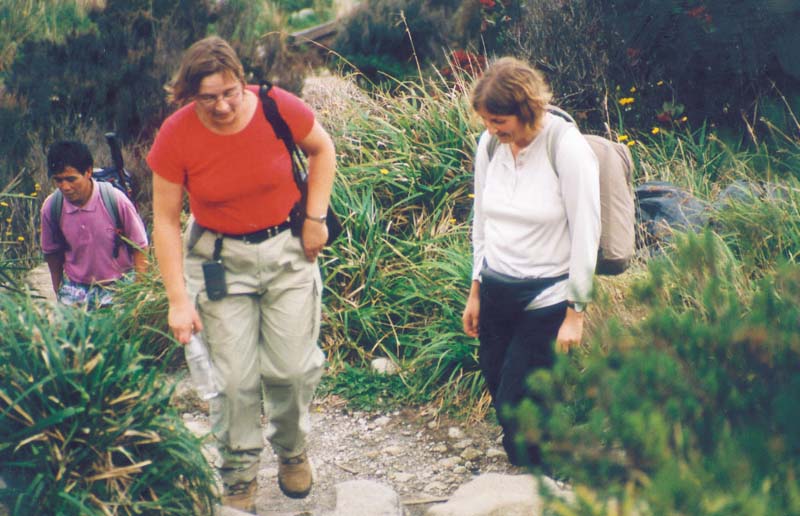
[424,481,448,494]
[431,443,448,453]
[371,357,399,375]
[437,456,462,468]
[453,466,467,474]
[460,447,482,461]
[448,427,465,440]
[453,439,473,450]
[373,416,391,426]
[383,445,403,456]
[487,447,507,459]
[392,472,415,482]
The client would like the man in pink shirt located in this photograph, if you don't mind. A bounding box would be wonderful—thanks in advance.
[40,140,148,309]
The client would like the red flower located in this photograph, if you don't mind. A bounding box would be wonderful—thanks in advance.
[656,112,673,123]
[687,6,706,18]
[479,0,496,8]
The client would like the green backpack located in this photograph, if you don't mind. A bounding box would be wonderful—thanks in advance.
[486,105,636,275]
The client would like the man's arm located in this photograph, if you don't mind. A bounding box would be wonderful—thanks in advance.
[44,252,65,294]
[132,249,148,279]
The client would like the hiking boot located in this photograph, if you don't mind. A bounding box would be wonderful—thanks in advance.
[222,479,257,513]
[278,451,312,499]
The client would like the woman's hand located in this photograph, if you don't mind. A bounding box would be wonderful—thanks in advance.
[555,306,584,353]
[301,218,328,261]
[168,300,203,345]
[462,280,481,338]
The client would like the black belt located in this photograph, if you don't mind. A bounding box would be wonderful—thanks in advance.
[221,221,291,244]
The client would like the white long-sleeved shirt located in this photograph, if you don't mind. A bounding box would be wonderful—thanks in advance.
[471,113,601,307]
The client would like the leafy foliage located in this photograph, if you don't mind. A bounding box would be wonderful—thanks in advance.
[511,231,800,515]
[4,0,212,148]
[332,0,462,83]
[0,292,217,515]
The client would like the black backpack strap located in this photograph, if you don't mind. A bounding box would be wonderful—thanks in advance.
[48,190,69,252]
[97,181,126,259]
[258,81,308,198]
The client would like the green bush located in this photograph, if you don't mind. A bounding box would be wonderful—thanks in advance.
[332,0,462,83]
[511,231,800,514]
[4,0,212,145]
[0,293,217,515]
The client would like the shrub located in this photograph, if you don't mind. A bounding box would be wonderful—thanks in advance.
[331,0,462,83]
[0,293,217,515]
[511,231,800,514]
[4,0,213,145]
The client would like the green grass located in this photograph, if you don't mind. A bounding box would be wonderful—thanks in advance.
[0,292,217,515]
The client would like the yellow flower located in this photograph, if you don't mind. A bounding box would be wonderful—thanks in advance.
[0,201,8,207]
[35,183,41,191]
[617,134,629,142]
[618,97,635,106]
[680,116,688,122]
[17,236,24,242]
[449,218,456,224]
[651,127,660,135]
[629,86,637,93]
[5,217,11,223]
[656,80,664,86]
[468,193,475,199]
[626,140,636,147]
[30,192,37,197]
[380,168,389,175]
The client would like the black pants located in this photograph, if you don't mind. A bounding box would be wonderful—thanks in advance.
[478,276,567,466]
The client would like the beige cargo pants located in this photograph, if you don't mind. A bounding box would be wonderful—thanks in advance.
[184,223,325,487]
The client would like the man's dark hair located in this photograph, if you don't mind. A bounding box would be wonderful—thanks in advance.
[47,140,93,177]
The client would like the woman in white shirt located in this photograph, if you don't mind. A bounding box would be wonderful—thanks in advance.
[461,57,601,467]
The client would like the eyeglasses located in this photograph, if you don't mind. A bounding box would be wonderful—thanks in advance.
[194,86,242,107]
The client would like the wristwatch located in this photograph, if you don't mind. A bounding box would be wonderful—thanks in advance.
[305,213,327,224]
[566,301,585,313]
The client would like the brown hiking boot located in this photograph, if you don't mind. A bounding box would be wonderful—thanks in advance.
[278,451,312,499]
[222,479,257,513]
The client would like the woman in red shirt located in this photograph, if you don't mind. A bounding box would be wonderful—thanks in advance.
[147,36,336,511]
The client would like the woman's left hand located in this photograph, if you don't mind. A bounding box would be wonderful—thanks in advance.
[555,306,584,353]
[301,218,328,261]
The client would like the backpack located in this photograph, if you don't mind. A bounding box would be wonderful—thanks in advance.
[49,133,140,259]
[486,106,636,275]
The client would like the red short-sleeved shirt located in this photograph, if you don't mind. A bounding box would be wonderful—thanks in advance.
[147,85,314,234]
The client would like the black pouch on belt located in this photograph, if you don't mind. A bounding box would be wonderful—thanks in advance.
[480,265,568,315]
[202,236,227,301]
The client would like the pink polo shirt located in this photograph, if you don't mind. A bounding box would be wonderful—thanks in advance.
[40,180,148,284]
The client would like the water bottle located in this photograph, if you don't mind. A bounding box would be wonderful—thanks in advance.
[184,333,219,400]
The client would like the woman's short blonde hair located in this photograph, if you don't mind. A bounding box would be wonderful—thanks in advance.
[471,57,553,126]
[167,36,246,106]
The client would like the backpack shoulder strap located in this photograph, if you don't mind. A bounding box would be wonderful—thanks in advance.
[50,189,64,228]
[97,182,120,227]
[544,106,577,177]
[97,181,125,258]
[49,190,68,250]
[258,81,308,195]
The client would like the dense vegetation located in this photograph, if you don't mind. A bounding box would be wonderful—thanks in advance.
[2,0,799,514]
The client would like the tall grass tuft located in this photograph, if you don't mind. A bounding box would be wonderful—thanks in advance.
[0,292,217,515]
[312,69,487,411]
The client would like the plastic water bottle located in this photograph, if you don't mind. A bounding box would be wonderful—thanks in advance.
[184,334,219,400]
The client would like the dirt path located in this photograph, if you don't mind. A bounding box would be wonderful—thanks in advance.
[174,381,521,516]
